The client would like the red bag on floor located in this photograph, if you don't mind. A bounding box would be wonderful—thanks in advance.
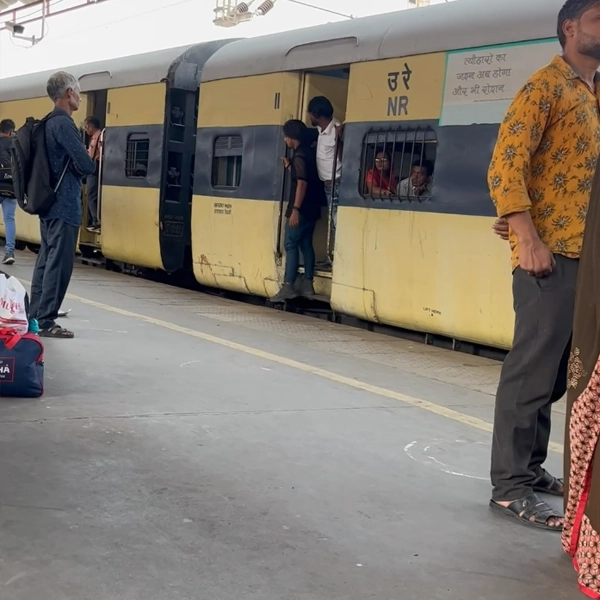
[0,328,44,398]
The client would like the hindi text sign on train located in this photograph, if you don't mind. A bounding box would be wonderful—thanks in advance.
[440,40,560,126]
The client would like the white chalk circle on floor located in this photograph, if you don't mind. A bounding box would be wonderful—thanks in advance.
[404,438,488,481]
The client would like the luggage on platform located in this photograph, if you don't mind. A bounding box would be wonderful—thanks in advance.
[0,328,44,398]
[0,271,44,398]
[0,270,29,334]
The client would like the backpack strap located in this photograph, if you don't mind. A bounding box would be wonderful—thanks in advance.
[54,159,71,194]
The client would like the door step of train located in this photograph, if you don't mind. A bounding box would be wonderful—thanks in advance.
[268,294,331,313]
[77,255,105,268]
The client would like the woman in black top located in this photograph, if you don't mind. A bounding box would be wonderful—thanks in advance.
[270,119,322,302]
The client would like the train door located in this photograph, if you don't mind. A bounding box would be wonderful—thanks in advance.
[158,83,200,273]
[299,68,349,274]
[81,89,107,247]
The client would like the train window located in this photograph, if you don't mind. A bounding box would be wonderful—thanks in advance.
[212,135,243,189]
[125,133,150,178]
[360,126,437,202]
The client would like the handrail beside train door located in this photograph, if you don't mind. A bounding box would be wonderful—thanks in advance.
[275,145,293,259]
[326,133,340,264]
[97,127,106,227]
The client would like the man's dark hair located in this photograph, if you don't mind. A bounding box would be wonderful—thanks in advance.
[307,96,334,120]
[413,159,434,177]
[557,0,600,47]
[85,116,101,129]
[282,119,308,143]
[0,119,15,134]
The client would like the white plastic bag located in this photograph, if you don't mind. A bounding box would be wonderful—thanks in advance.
[0,272,28,335]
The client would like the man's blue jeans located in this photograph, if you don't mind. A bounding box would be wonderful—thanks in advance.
[2,198,16,254]
[284,214,316,285]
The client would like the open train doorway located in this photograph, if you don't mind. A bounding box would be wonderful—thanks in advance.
[81,89,107,248]
[299,67,349,278]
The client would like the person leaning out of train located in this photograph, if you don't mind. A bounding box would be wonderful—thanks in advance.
[398,160,433,199]
[0,118,17,265]
[365,149,398,197]
[84,116,102,234]
[270,119,323,303]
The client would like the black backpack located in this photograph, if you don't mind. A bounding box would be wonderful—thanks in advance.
[10,113,70,216]
[0,137,14,200]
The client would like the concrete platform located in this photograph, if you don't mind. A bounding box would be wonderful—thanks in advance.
[0,251,579,599]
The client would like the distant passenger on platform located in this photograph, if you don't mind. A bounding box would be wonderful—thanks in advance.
[0,118,17,265]
[270,119,322,303]
[365,150,398,196]
[398,160,433,199]
[487,0,600,533]
[308,95,343,260]
[84,116,101,234]
[30,71,95,339]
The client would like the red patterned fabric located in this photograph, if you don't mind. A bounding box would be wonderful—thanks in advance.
[563,357,600,598]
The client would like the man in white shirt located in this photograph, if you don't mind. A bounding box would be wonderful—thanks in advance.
[308,96,343,233]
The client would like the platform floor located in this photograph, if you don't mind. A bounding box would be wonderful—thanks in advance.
[0,251,578,599]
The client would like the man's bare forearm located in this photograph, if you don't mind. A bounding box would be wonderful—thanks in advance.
[505,211,539,245]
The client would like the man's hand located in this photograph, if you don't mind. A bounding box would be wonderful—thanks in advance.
[492,217,510,241]
[281,157,290,170]
[519,239,556,277]
[289,210,299,228]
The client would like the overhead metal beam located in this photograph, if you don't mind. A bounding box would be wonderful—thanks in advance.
[0,0,112,46]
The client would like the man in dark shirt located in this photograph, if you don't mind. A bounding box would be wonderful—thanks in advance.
[30,71,95,338]
[270,119,322,302]
[0,118,17,265]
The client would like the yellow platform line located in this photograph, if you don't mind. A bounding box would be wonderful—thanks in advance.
[56,288,563,455]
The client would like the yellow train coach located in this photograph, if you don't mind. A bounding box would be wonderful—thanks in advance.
[192,0,563,350]
[0,40,234,268]
[0,0,567,351]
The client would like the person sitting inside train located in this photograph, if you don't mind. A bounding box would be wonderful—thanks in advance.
[270,119,323,303]
[398,160,433,199]
[365,149,398,196]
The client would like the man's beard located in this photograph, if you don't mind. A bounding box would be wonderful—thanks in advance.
[578,32,600,61]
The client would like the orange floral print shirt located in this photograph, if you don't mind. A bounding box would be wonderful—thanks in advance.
[488,55,600,269]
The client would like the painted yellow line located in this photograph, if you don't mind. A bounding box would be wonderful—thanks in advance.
[47,284,566,455]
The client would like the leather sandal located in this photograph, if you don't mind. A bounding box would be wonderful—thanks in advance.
[489,493,563,531]
[533,470,564,497]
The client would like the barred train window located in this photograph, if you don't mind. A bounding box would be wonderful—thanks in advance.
[360,126,437,202]
[125,133,150,178]
[212,135,243,189]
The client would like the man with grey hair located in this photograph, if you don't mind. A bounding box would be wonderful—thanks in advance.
[29,71,95,339]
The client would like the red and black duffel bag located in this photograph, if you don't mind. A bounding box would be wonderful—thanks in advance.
[0,328,44,398]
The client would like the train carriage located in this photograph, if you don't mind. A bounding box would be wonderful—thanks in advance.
[192,0,564,350]
[0,40,234,270]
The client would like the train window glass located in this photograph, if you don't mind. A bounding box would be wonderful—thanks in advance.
[125,133,150,178]
[212,135,243,189]
[360,127,437,202]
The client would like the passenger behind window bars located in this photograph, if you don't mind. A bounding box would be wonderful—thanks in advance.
[398,159,434,199]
